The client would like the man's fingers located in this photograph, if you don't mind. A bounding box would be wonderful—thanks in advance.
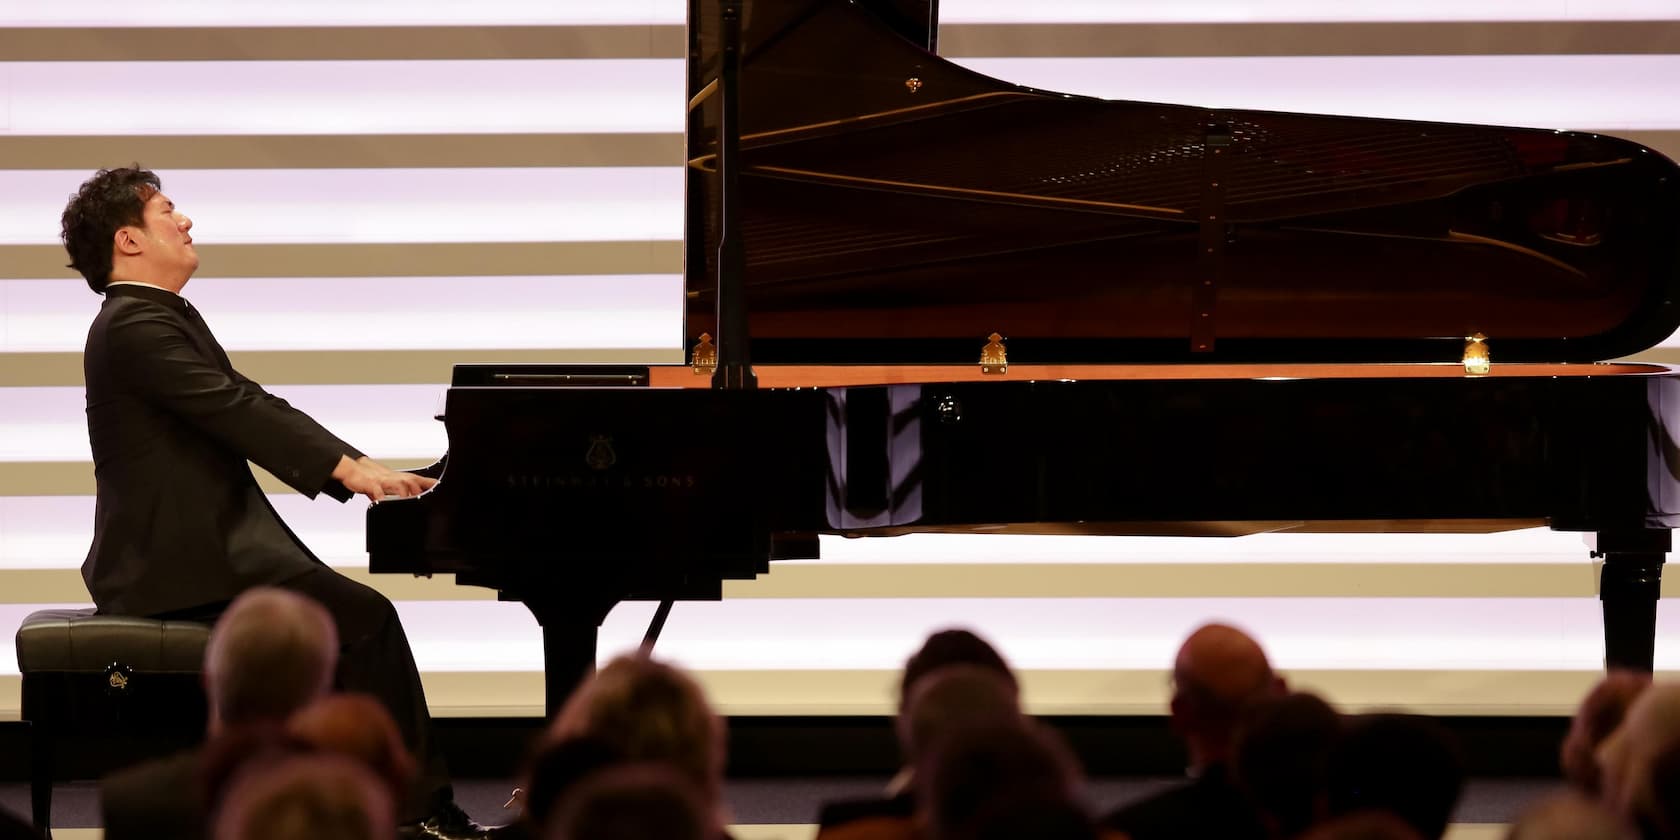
[378,475,432,498]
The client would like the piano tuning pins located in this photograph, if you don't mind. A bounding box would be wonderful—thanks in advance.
[905,77,923,94]
[981,333,1008,375]
[692,333,718,376]
[1463,332,1491,376]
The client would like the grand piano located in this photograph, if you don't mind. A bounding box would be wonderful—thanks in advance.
[368,0,1680,715]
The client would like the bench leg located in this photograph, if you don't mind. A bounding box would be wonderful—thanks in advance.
[30,719,53,838]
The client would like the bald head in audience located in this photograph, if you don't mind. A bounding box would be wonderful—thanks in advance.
[1562,671,1650,795]
[203,588,338,733]
[1599,682,1680,827]
[213,754,394,840]
[1505,791,1632,840]
[1171,623,1286,770]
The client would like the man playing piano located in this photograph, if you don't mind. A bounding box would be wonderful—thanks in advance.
[61,166,494,840]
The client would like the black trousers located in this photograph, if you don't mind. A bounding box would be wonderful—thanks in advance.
[153,564,449,819]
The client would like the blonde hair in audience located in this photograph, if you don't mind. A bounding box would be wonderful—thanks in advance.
[548,654,726,802]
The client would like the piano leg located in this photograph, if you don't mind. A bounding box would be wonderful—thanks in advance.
[521,598,620,718]
[1593,530,1669,672]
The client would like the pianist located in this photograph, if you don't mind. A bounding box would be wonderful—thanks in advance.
[60,167,492,840]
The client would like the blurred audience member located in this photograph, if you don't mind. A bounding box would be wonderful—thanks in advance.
[820,628,1019,834]
[1563,672,1651,795]
[1234,691,1342,839]
[1327,714,1465,840]
[0,805,44,840]
[213,754,394,840]
[1299,812,1425,840]
[1506,790,1632,840]
[918,719,1092,840]
[898,629,1019,713]
[1102,623,1283,840]
[103,588,337,840]
[543,763,711,840]
[512,736,627,839]
[545,655,727,825]
[1598,684,1680,822]
[820,665,1023,840]
[288,692,419,807]
[1632,738,1680,840]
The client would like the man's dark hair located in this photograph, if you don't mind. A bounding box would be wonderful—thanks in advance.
[900,628,1016,710]
[918,720,1085,840]
[1327,714,1465,840]
[60,167,160,294]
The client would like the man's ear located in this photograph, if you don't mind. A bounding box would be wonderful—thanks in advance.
[113,226,143,256]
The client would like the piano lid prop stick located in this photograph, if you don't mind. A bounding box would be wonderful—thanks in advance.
[640,599,676,654]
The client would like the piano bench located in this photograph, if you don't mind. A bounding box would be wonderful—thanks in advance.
[13,608,211,837]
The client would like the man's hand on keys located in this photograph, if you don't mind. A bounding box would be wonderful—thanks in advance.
[332,455,438,504]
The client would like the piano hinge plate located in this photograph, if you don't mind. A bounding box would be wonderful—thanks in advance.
[981,332,1007,375]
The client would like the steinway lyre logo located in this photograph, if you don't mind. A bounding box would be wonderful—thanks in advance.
[585,435,617,471]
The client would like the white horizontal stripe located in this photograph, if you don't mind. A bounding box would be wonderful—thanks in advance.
[939,0,1680,23]
[0,494,374,570]
[5,0,1675,27]
[0,384,448,462]
[810,529,1597,565]
[7,595,1672,676]
[6,56,1677,144]
[0,168,683,245]
[348,596,1680,672]
[0,60,683,136]
[955,55,1680,131]
[1,275,683,352]
[0,0,682,27]
[0,485,1607,572]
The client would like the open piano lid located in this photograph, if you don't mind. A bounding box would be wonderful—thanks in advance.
[686,0,1680,365]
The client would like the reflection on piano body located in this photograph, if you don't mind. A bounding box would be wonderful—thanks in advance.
[368,0,1680,713]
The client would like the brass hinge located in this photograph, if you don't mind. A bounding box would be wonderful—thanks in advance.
[692,333,718,376]
[981,332,1008,375]
[1463,332,1490,376]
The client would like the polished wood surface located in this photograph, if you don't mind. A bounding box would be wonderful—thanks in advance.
[649,361,1674,388]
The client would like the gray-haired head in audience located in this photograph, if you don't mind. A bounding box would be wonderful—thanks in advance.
[203,587,338,733]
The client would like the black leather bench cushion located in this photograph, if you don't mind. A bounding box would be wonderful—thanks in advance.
[15,608,209,673]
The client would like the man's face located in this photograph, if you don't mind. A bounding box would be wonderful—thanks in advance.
[123,191,197,279]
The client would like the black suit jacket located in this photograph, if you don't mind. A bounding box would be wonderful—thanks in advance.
[82,283,362,616]
[101,749,205,840]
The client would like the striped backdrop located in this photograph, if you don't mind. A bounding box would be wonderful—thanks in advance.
[2,1,1679,721]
